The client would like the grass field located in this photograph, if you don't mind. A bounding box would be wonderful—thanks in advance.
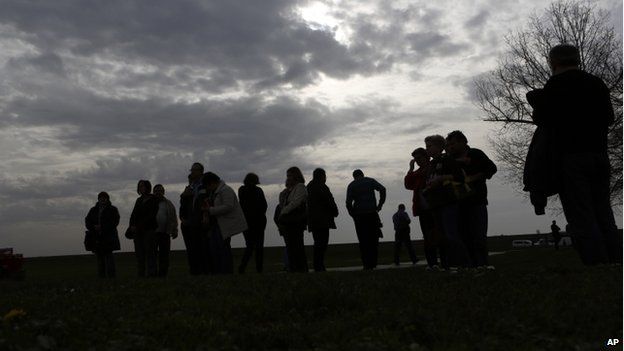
[1,239,622,350]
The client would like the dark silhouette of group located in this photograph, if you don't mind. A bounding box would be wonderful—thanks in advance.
[405,131,497,271]
[83,44,622,278]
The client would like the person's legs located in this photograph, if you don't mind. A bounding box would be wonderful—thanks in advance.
[467,204,489,267]
[96,252,106,278]
[458,203,476,267]
[144,230,158,277]
[285,229,307,272]
[133,232,146,277]
[223,237,233,274]
[560,154,610,265]
[403,232,418,264]
[393,232,402,265]
[255,229,265,273]
[437,205,471,268]
[239,230,254,273]
[312,228,329,272]
[157,232,171,277]
[181,224,198,275]
[104,251,116,277]
[209,226,233,274]
[363,213,381,269]
[420,213,438,267]
[353,215,368,268]
[592,154,622,263]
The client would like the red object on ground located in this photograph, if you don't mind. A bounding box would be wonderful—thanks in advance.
[0,248,25,279]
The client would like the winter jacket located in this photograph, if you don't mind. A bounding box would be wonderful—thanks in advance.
[208,181,248,239]
[238,185,268,231]
[129,194,159,232]
[457,148,497,206]
[85,202,121,252]
[404,166,430,216]
[156,197,179,238]
[306,179,338,231]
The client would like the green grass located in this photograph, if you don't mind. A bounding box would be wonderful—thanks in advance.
[0,243,621,350]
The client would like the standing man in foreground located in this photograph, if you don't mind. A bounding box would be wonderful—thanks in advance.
[346,169,386,270]
[526,44,621,265]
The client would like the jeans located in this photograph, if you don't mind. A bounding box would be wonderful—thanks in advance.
[435,204,471,268]
[559,153,622,265]
[181,224,206,275]
[459,203,489,267]
[419,211,448,268]
[134,230,158,277]
[284,228,308,273]
[312,228,330,272]
[353,213,382,270]
[209,225,233,274]
[156,232,171,277]
[239,227,265,273]
[96,251,115,278]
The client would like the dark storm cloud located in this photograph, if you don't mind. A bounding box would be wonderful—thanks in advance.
[0,0,475,230]
[0,0,394,90]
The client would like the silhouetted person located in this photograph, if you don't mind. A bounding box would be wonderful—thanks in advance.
[446,130,497,269]
[85,192,120,278]
[405,147,446,270]
[129,180,159,277]
[392,204,418,266]
[202,172,247,274]
[423,135,470,270]
[306,168,339,272]
[346,169,385,270]
[277,167,309,273]
[180,163,211,275]
[153,184,178,277]
[238,173,268,274]
[551,220,561,250]
[526,44,621,265]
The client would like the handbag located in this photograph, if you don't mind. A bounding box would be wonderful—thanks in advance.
[278,202,307,229]
[84,230,97,252]
[124,227,135,240]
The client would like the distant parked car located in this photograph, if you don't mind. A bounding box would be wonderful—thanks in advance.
[533,238,553,246]
[512,240,533,248]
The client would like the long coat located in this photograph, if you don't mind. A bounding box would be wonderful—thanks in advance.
[306,180,338,231]
[85,202,121,252]
[208,181,248,239]
[238,185,268,232]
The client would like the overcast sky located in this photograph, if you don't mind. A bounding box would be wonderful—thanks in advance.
[0,0,621,257]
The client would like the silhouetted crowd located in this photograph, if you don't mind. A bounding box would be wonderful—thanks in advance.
[84,44,622,278]
[84,129,499,277]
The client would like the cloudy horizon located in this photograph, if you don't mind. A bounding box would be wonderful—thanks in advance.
[0,0,621,257]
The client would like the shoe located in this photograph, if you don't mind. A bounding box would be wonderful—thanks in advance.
[486,265,496,270]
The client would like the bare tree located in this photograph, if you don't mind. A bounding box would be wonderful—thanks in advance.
[474,1,622,205]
